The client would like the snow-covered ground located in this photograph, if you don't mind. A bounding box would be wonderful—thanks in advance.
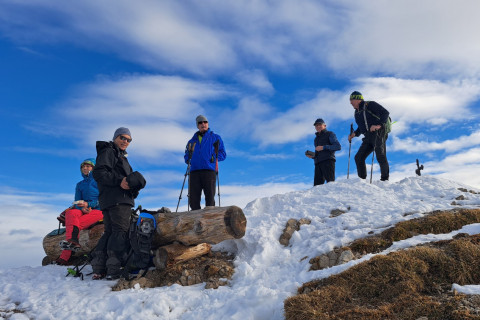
[2,176,480,320]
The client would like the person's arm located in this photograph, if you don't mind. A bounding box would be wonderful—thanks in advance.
[324,132,341,151]
[73,183,83,210]
[86,180,100,209]
[92,147,123,187]
[216,136,226,161]
[184,138,196,164]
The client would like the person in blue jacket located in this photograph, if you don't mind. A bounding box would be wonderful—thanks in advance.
[56,158,103,265]
[348,91,390,181]
[306,118,341,185]
[184,115,226,210]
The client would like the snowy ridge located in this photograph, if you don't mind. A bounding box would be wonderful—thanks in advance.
[1,176,480,320]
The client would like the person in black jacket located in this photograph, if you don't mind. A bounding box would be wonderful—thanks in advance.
[348,91,390,181]
[306,118,341,186]
[90,127,146,280]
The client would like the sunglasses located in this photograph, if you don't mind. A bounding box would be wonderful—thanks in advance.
[198,121,208,125]
[119,135,132,143]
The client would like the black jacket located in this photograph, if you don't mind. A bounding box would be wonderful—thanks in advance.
[314,129,341,164]
[93,141,136,210]
[354,100,389,136]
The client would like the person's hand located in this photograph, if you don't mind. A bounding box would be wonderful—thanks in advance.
[348,133,355,143]
[306,154,314,159]
[315,146,324,152]
[370,125,381,132]
[77,201,88,208]
[120,177,130,190]
[81,207,92,214]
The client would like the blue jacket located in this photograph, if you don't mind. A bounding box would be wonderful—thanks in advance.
[184,129,226,172]
[354,100,390,136]
[75,170,100,210]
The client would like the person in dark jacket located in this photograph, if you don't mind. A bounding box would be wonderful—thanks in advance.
[90,127,146,280]
[348,91,390,181]
[184,115,226,210]
[56,158,103,265]
[306,118,341,185]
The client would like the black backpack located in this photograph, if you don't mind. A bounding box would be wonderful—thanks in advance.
[124,209,157,275]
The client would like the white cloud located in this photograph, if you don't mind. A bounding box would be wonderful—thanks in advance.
[40,74,232,162]
[391,130,480,153]
[388,147,480,189]
[3,1,480,78]
[328,0,480,78]
[353,77,480,127]
[235,69,274,95]
[0,189,68,268]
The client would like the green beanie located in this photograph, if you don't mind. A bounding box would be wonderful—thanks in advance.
[350,91,364,100]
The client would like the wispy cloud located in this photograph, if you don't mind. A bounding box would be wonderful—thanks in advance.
[2,1,480,78]
[391,130,480,154]
[235,69,274,95]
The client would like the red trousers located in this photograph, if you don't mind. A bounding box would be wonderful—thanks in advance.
[59,208,103,261]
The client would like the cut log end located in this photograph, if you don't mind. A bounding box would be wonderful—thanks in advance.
[225,206,247,238]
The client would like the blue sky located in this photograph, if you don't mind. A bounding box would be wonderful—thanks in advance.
[1,1,480,266]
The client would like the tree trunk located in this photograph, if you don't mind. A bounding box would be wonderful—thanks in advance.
[153,243,211,270]
[42,224,104,259]
[153,205,247,247]
[42,206,246,261]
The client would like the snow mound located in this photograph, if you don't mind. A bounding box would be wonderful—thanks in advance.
[1,176,480,319]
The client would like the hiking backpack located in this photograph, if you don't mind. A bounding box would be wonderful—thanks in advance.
[125,210,157,271]
[364,101,392,134]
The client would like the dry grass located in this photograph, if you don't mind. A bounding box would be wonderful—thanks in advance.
[285,209,480,319]
[350,209,480,255]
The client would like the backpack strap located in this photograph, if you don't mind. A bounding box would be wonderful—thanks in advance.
[362,101,370,130]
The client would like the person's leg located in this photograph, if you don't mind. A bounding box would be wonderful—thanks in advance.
[78,209,103,229]
[202,170,217,207]
[105,204,132,277]
[189,171,202,210]
[354,138,374,179]
[314,163,325,185]
[375,132,389,181]
[64,209,83,243]
[313,164,323,186]
[321,159,336,183]
[91,208,112,276]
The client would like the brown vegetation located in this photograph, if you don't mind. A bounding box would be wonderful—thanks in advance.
[113,250,235,291]
[286,209,480,319]
[350,209,480,255]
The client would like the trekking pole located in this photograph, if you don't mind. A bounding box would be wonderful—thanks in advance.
[347,123,353,179]
[370,132,379,184]
[176,142,196,212]
[213,140,221,207]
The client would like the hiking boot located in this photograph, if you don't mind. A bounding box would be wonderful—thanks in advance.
[59,239,81,251]
[105,274,120,281]
[55,258,69,266]
[92,273,105,280]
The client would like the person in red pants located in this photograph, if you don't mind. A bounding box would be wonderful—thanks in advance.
[56,158,103,265]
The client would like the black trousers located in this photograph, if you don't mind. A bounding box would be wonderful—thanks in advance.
[354,129,389,181]
[91,204,131,276]
[314,159,336,186]
[189,169,216,210]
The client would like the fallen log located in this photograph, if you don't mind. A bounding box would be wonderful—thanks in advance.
[42,206,247,261]
[42,224,104,260]
[153,205,247,246]
[153,243,211,270]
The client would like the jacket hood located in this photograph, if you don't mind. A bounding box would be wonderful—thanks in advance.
[96,140,128,157]
[80,158,96,178]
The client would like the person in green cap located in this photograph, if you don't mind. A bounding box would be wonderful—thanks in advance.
[348,91,390,181]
